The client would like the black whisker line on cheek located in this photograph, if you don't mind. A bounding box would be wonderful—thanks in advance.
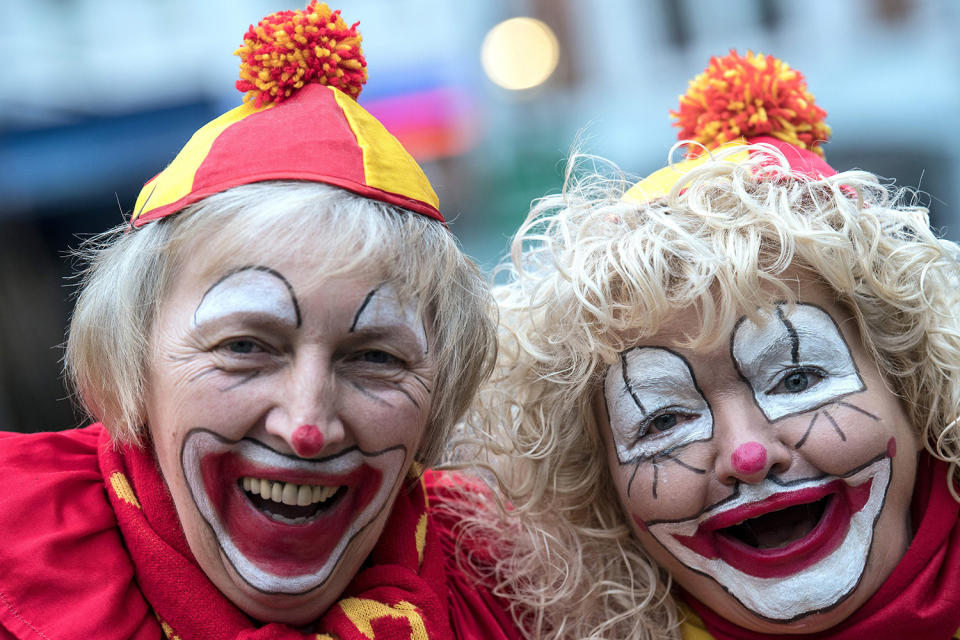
[349,287,379,333]
[662,452,706,474]
[626,457,642,499]
[347,379,394,407]
[412,374,432,393]
[822,409,847,441]
[795,412,819,449]
[837,401,880,421]
[397,387,421,410]
[652,463,659,500]
[220,371,260,392]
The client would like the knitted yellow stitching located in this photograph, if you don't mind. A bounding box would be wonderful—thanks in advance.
[340,598,427,639]
[109,471,141,509]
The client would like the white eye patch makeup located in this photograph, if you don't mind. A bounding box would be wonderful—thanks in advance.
[731,304,863,422]
[604,347,713,463]
[349,283,427,354]
[194,266,301,328]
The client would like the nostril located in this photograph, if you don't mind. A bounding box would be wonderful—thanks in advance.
[292,424,324,458]
[731,441,767,475]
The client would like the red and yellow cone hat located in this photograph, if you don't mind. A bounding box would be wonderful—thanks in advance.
[625,50,834,203]
[131,1,442,227]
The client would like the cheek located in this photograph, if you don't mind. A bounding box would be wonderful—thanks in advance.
[609,449,712,526]
[345,397,429,451]
[791,406,907,477]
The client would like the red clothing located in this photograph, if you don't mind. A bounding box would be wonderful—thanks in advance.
[0,425,519,640]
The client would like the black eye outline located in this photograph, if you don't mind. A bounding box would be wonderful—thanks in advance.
[768,367,824,395]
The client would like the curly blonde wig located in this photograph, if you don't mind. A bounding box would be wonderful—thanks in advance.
[66,181,496,467]
[459,142,960,639]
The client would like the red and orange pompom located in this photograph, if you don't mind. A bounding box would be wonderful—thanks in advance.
[235,1,367,107]
[671,50,831,157]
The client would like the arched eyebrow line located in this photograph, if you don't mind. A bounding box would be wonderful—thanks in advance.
[349,287,380,333]
[194,264,302,328]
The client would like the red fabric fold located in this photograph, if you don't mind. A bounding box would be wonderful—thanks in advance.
[684,453,960,639]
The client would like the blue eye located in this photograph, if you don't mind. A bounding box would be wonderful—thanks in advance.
[770,368,823,394]
[638,410,696,440]
[651,414,679,432]
[225,339,260,354]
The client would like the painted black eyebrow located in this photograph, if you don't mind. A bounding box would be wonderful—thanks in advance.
[349,287,379,332]
[194,264,302,328]
[775,305,800,364]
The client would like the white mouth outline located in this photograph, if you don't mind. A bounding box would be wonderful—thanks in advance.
[646,452,892,622]
[182,428,406,595]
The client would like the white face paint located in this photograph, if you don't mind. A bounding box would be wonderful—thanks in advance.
[731,305,864,422]
[350,283,427,355]
[647,456,891,621]
[604,347,713,463]
[193,266,300,328]
[599,285,919,634]
[182,430,406,594]
[147,255,438,624]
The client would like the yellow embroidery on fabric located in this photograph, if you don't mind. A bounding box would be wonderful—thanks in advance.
[159,620,182,640]
[415,512,428,567]
[339,598,428,640]
[109,472,141,509]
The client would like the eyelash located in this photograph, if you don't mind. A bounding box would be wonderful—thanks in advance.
[767,366,825,395]
[633,408,696,443]
[348,348,407,368]
[213,337,274,359]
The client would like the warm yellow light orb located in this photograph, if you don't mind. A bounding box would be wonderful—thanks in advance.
[481,17,559,91]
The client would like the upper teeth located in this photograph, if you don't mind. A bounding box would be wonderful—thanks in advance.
[241,477,339,506]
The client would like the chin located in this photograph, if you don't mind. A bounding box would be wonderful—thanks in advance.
[215,554,349,625]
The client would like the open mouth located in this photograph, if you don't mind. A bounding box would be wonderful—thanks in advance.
[721,495,830,550]
[645,454,892,621]
[182,429,406,594]
[673,479,871,579]
[240,477,344,524]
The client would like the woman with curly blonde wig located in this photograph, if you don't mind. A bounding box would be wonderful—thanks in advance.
[462,52,960,639]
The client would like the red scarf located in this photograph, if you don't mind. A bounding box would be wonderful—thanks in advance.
[684,453,960,639]
[98,429,454,640]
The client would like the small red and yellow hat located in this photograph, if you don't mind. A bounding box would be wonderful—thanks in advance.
[625,50,834,203]
[131,1,441,227]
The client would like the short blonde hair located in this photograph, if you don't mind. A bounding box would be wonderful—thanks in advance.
[463,143,960,639]
[67,181,496,466]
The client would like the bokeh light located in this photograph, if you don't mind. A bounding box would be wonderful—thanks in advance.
[481,17,559,91]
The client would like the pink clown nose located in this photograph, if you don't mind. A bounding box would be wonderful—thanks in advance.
[731,441,767,475]
[292,424,325,458]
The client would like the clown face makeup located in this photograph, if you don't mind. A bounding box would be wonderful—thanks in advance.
[146,257,435,624]
[599,279,919,633]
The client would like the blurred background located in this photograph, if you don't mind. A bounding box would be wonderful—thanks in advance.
[2,0,958,433]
